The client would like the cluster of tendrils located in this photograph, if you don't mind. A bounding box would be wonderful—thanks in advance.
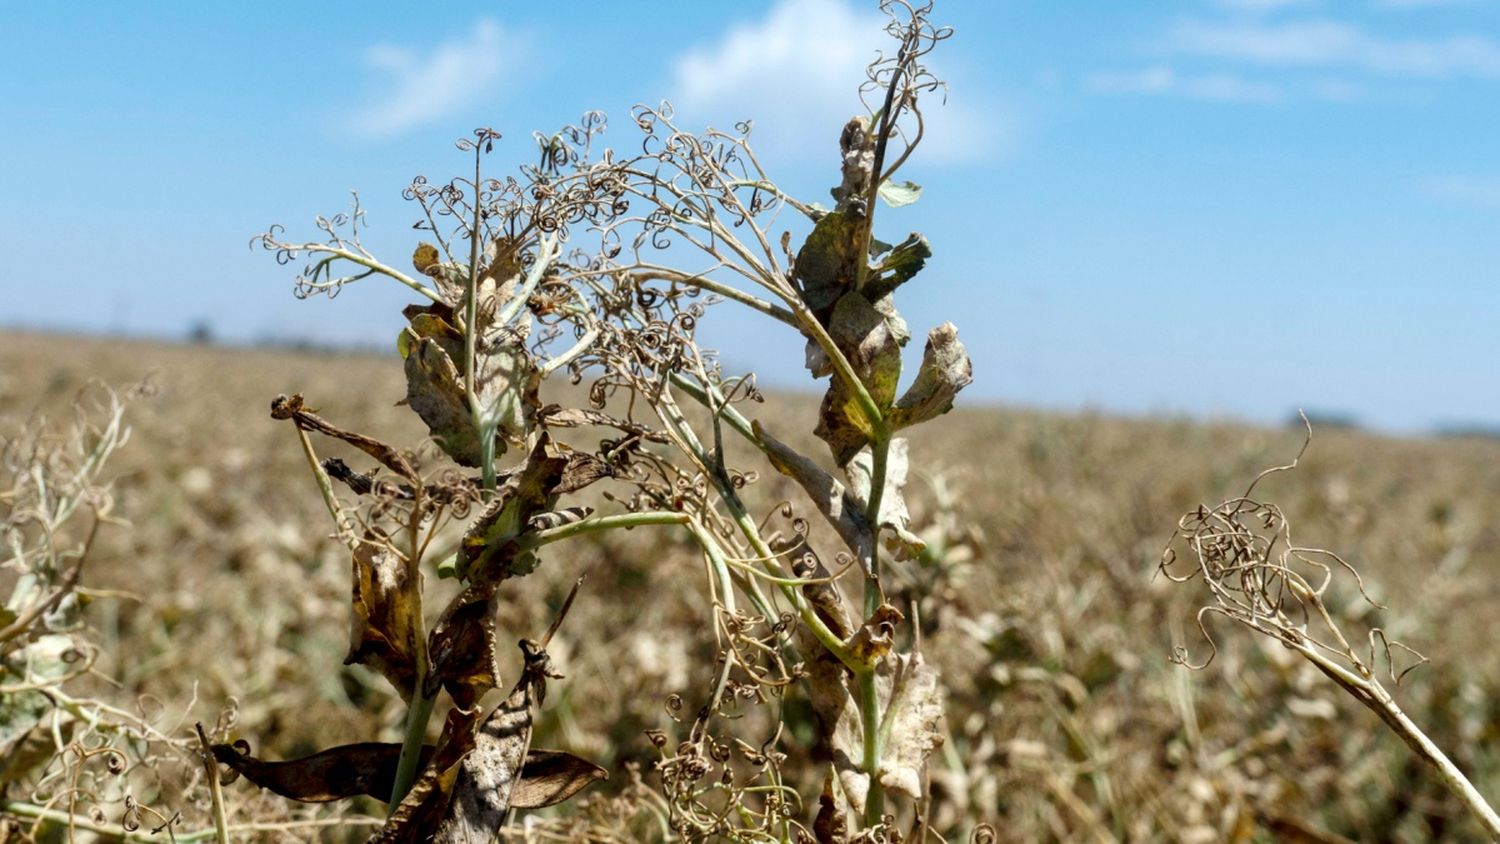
[1159,427,1428,687]
[859,1,955,186]
[646,723,798,843]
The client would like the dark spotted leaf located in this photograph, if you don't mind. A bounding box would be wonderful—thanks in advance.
[890,322,973,431]
[371,708,477,843]
[460,434,569,579]
[346,529,423,700]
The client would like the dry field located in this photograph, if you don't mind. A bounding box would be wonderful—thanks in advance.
[4,329,1500,842]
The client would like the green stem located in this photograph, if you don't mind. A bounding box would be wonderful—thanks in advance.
[388,688,436,811]
[862,435,890,617]
[858,669,885,827]
[520,511,691,547]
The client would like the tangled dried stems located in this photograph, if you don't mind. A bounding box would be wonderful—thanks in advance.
[235,2,977,840]
[1162,417,1500,837]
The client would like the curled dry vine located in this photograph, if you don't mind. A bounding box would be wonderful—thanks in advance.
[231,1,975,840]
[1161,418,1500,838]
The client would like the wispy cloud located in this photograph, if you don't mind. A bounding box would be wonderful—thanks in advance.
[350,20,516,137]
[1421,175,1500,209]
[1086,65,1283,102]
[1169,18,1500,78]
[669,0,1008,164]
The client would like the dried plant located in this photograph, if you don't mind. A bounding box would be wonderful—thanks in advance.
[233,2,975,840]
[1162,418,1500,838]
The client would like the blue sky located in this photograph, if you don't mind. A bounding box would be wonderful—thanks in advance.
[2,0,1498,433]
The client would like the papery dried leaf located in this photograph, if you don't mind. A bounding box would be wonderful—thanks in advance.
[755,422,873,572]
[877,653,945,800]
[425,577,501,708]
[846,440,926,562]
[473,333,541,450]
[211,741,432,803]
[346,529,423,700]
[801,642,867,815]
[370,709,477,843]
[890,322,973,430]
[876,180,922,208]
[400,333,486,468]
[508,750,608,809]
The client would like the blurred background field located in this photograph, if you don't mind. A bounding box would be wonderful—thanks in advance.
[5,329,1500,842]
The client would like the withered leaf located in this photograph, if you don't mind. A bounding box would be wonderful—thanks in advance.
[425,576,501,709]
[815,293,906,466]
[412,243,441,276]
[803,647,945,815]
[876,653,945,800]
[431,639,563,842]
[371,708,477,843]
[813,767,849,844]
[793,211,861,319]
[848,603,904,666]
[846,439,926,562]
[890,322,973,431]
[400,332,485,467]
[508,750,608,809]
[755,421,874,572]
[866,232,931,302]
[346,528,423,700]
[460,434,569,579]
[211,739,598,809]
[211,741,432,803]
[271,394,416,483]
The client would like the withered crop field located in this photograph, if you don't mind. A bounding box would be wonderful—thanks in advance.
[5,329,1500,842]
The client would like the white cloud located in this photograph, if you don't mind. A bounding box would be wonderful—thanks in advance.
[350,20,515,137]
[1086,65,1284,102]
[669,0,1008,165]
[1421,175,1500,209]
[1169,18,1500,78]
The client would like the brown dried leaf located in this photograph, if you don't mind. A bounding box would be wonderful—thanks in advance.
[813,767,849,844]
[346,529,423,701]
[212,739,598,810]
[755,421,874,572]
[848,603,904,666]
[425,577,501,708]
[890,322,973,430]
[270,394,416,482]
[508,750,608,809]
[370,708,477,843]
[210,741,431,803]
